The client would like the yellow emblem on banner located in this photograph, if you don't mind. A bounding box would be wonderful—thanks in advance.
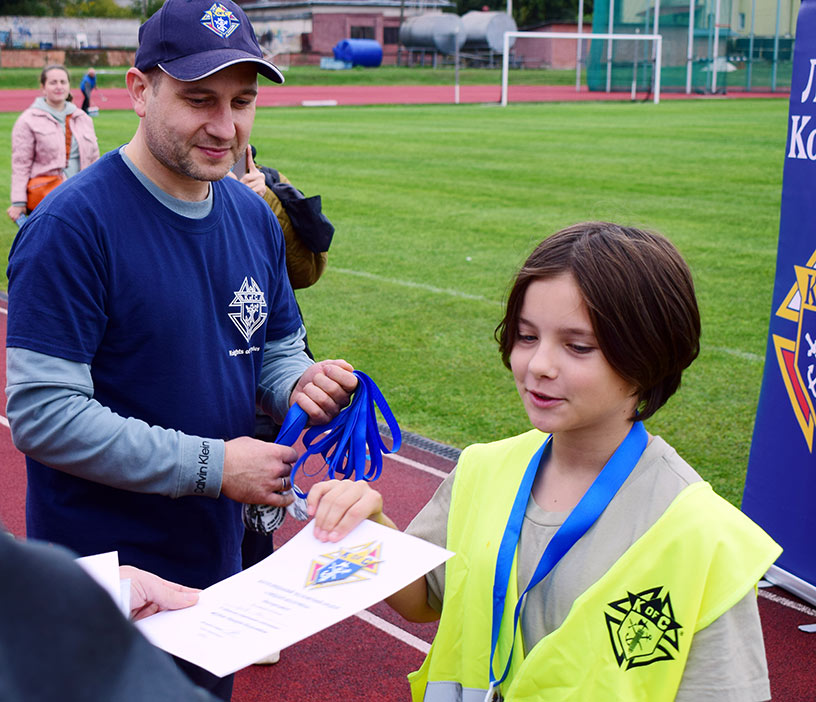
[773,253,816,451]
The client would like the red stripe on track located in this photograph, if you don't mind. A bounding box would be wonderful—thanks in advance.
[0,83,787,114]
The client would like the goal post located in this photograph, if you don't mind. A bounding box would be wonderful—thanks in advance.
[500,31,663,106]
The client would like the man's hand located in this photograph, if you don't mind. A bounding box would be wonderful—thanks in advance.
[291,359,358,426]
[120,565,200,621]
[221,436,298,505]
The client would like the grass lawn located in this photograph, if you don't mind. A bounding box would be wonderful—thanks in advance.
[0,65,579,90]
[0,97,789,506]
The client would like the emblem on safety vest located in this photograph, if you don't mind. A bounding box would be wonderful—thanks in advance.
[772,253,816,451]
[305,541,382,589]
[604,586,682,669]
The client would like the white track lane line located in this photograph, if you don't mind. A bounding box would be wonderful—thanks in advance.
[758,588,816,618]
[355,610,431,654]
[332,267,499,305]
[388,452,450,479]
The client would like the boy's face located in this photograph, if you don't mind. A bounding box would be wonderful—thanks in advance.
[510,273,638,441]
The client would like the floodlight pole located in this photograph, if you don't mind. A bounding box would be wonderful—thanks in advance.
[502,32,510,105]
[685,0,695,93]
[771,0,781,91]
[652,0,660,98]
[747,0,757,90]
[711,0,721,93]
[454,28,460,105]
[606,0,615,92]
[575,0,584,92]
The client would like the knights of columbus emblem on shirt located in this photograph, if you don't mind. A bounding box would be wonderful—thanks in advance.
[305,542,382,589]
[200,2,240,39]
[229,276,268,342]
[772,255,816,451]
[604,586,682,669]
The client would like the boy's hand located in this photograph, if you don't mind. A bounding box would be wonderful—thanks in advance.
[307,479,385,542]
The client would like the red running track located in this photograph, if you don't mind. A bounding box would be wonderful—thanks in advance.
[0,293,813,700]
[0,82,787,114]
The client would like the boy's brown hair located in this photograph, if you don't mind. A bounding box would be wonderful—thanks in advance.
[496,222,701,421]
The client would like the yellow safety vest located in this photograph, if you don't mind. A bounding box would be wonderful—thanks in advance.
[409,430,781,702]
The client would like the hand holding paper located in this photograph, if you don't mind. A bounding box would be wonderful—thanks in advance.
[136,519,452,678]
[123,566,201,621]
[307,478,389,542]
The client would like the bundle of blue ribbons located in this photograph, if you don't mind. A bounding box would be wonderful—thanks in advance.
[242,370,401,534]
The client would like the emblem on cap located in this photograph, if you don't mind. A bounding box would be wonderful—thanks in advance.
[200,2,240,39]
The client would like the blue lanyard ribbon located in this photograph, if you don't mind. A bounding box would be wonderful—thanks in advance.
[278,370,402,498]
[487,421,648,696]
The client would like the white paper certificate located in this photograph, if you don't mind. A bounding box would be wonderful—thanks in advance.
[136,519,452,677]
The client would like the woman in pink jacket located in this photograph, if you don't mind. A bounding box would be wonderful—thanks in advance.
[7,64,100,224]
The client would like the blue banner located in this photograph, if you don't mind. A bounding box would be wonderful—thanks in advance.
[743,0,816,603]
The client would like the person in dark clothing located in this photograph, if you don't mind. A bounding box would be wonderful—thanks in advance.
[79,68,96,111]
[0,530,217,702]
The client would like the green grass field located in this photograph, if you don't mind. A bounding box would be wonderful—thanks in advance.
[0,97,789,506]
[0,65,579,89]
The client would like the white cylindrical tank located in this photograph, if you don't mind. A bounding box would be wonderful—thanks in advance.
[399,14,467,55]
[461,10,517,53]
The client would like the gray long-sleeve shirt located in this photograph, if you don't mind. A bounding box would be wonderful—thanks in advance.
[6,327,312,499]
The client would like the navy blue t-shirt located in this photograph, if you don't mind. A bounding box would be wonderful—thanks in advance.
[6,150,301,588]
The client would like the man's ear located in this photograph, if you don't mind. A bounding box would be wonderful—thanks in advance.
[126,68,150,118]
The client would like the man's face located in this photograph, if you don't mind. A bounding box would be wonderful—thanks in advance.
[141,63,258,185]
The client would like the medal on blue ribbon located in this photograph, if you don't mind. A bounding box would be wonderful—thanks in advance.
[242,370,401,534]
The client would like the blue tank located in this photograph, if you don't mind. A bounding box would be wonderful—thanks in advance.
[333,38,383,67]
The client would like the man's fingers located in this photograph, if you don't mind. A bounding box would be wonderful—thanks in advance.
[321,361,358,392]
[294,361,359,425]
[221,437,298,504]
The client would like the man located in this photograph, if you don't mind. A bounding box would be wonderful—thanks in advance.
[79,67,96,111]
[5,1,356,698]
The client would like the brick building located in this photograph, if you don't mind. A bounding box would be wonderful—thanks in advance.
[236,0,455,65]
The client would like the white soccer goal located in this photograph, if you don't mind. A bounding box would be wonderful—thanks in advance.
[500,31,663,106]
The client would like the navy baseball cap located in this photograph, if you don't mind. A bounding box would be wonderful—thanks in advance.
[134,0,284,84]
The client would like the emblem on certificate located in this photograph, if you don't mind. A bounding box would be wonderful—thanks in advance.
[305,541,383,588]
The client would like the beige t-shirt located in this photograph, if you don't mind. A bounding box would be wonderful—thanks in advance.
[406,436,771,702]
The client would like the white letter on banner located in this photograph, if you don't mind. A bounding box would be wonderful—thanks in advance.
[809,129,816,161]
[801,59,816,102]
[789,115,812,158]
